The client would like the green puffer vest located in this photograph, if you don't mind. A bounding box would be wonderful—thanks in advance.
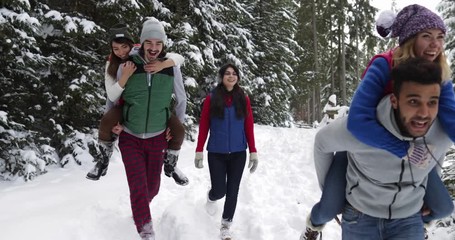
[122,55,174,134]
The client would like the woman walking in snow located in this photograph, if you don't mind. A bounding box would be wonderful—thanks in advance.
[194,63,258,240]
[301,4,455,240]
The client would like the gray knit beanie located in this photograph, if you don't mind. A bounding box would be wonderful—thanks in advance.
[376,4,446,46]
[140,17,167,44]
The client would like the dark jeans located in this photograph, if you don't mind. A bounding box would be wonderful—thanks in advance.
[310,151,453,226]
[208,151,247,221]
[310,151,348,226]
[98,106,184,150]
[342,204,424,240]
[423,167,454,222]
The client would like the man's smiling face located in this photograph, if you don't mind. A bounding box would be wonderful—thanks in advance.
[391,81,440,137]
[143,39,163,62]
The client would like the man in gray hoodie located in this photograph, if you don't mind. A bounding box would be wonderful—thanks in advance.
[313,57,453,240]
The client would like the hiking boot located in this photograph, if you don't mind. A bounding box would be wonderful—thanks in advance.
[299,215,323,240]
[205,190,217,216]
[163,150,177,177]
[424,220,434,239]
[220,219,232,240]
[164,150,189,186]
[139,221,155,240]
[171,167,189,186]
[86,141,113,181]
[300,227,320,240]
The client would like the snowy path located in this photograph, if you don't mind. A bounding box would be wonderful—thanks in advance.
[0,125,452,239]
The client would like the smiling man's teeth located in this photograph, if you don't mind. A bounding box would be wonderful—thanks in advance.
[412,121,426,127]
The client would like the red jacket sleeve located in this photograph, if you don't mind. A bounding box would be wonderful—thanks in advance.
[244,96,257,153]
[196,95,211,152]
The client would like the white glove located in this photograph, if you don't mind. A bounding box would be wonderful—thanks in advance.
[195,152,204,168]
[248,152,258,173]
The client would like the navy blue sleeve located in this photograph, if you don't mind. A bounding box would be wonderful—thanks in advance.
[438,80,455,142]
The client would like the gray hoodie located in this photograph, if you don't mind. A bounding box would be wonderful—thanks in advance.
[314,95,452,219]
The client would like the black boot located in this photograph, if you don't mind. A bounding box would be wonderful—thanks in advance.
[86,141,114,181]
[164,150,189,186]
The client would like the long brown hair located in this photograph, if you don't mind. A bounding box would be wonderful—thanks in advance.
[210,63,247,119]
[106,37,134,78]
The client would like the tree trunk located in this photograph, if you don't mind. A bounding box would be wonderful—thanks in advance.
[311,0,321,121]
[340,24,347,106]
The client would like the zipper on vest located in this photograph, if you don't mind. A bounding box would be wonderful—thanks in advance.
[143,74,154,135]
[228,107,231,153]
[137,54,148,65]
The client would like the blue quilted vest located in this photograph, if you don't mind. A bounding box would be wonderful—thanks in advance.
[207,105,247,153]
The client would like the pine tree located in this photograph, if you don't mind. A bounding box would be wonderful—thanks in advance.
[160,0,255,127]
[438,0,455,80]
[246,0,299,126]
[292,0,379,123]
[0,0,59,180]
[0,0,109,180]
[438,0,455,213]
[345,0,377,96]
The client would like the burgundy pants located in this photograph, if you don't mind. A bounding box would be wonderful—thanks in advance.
[118,131,167,232]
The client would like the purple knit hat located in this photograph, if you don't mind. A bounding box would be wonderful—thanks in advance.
[376,4,446,46]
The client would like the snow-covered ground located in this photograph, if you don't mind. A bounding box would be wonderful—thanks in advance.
[0,125,453,240]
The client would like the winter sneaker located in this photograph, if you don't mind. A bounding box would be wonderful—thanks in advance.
[139,221,155,240]
[164,150,189,186]
[220,219,232,240]
[205,190,217,216]
[86,141,113,181]
[299,215,323,240]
